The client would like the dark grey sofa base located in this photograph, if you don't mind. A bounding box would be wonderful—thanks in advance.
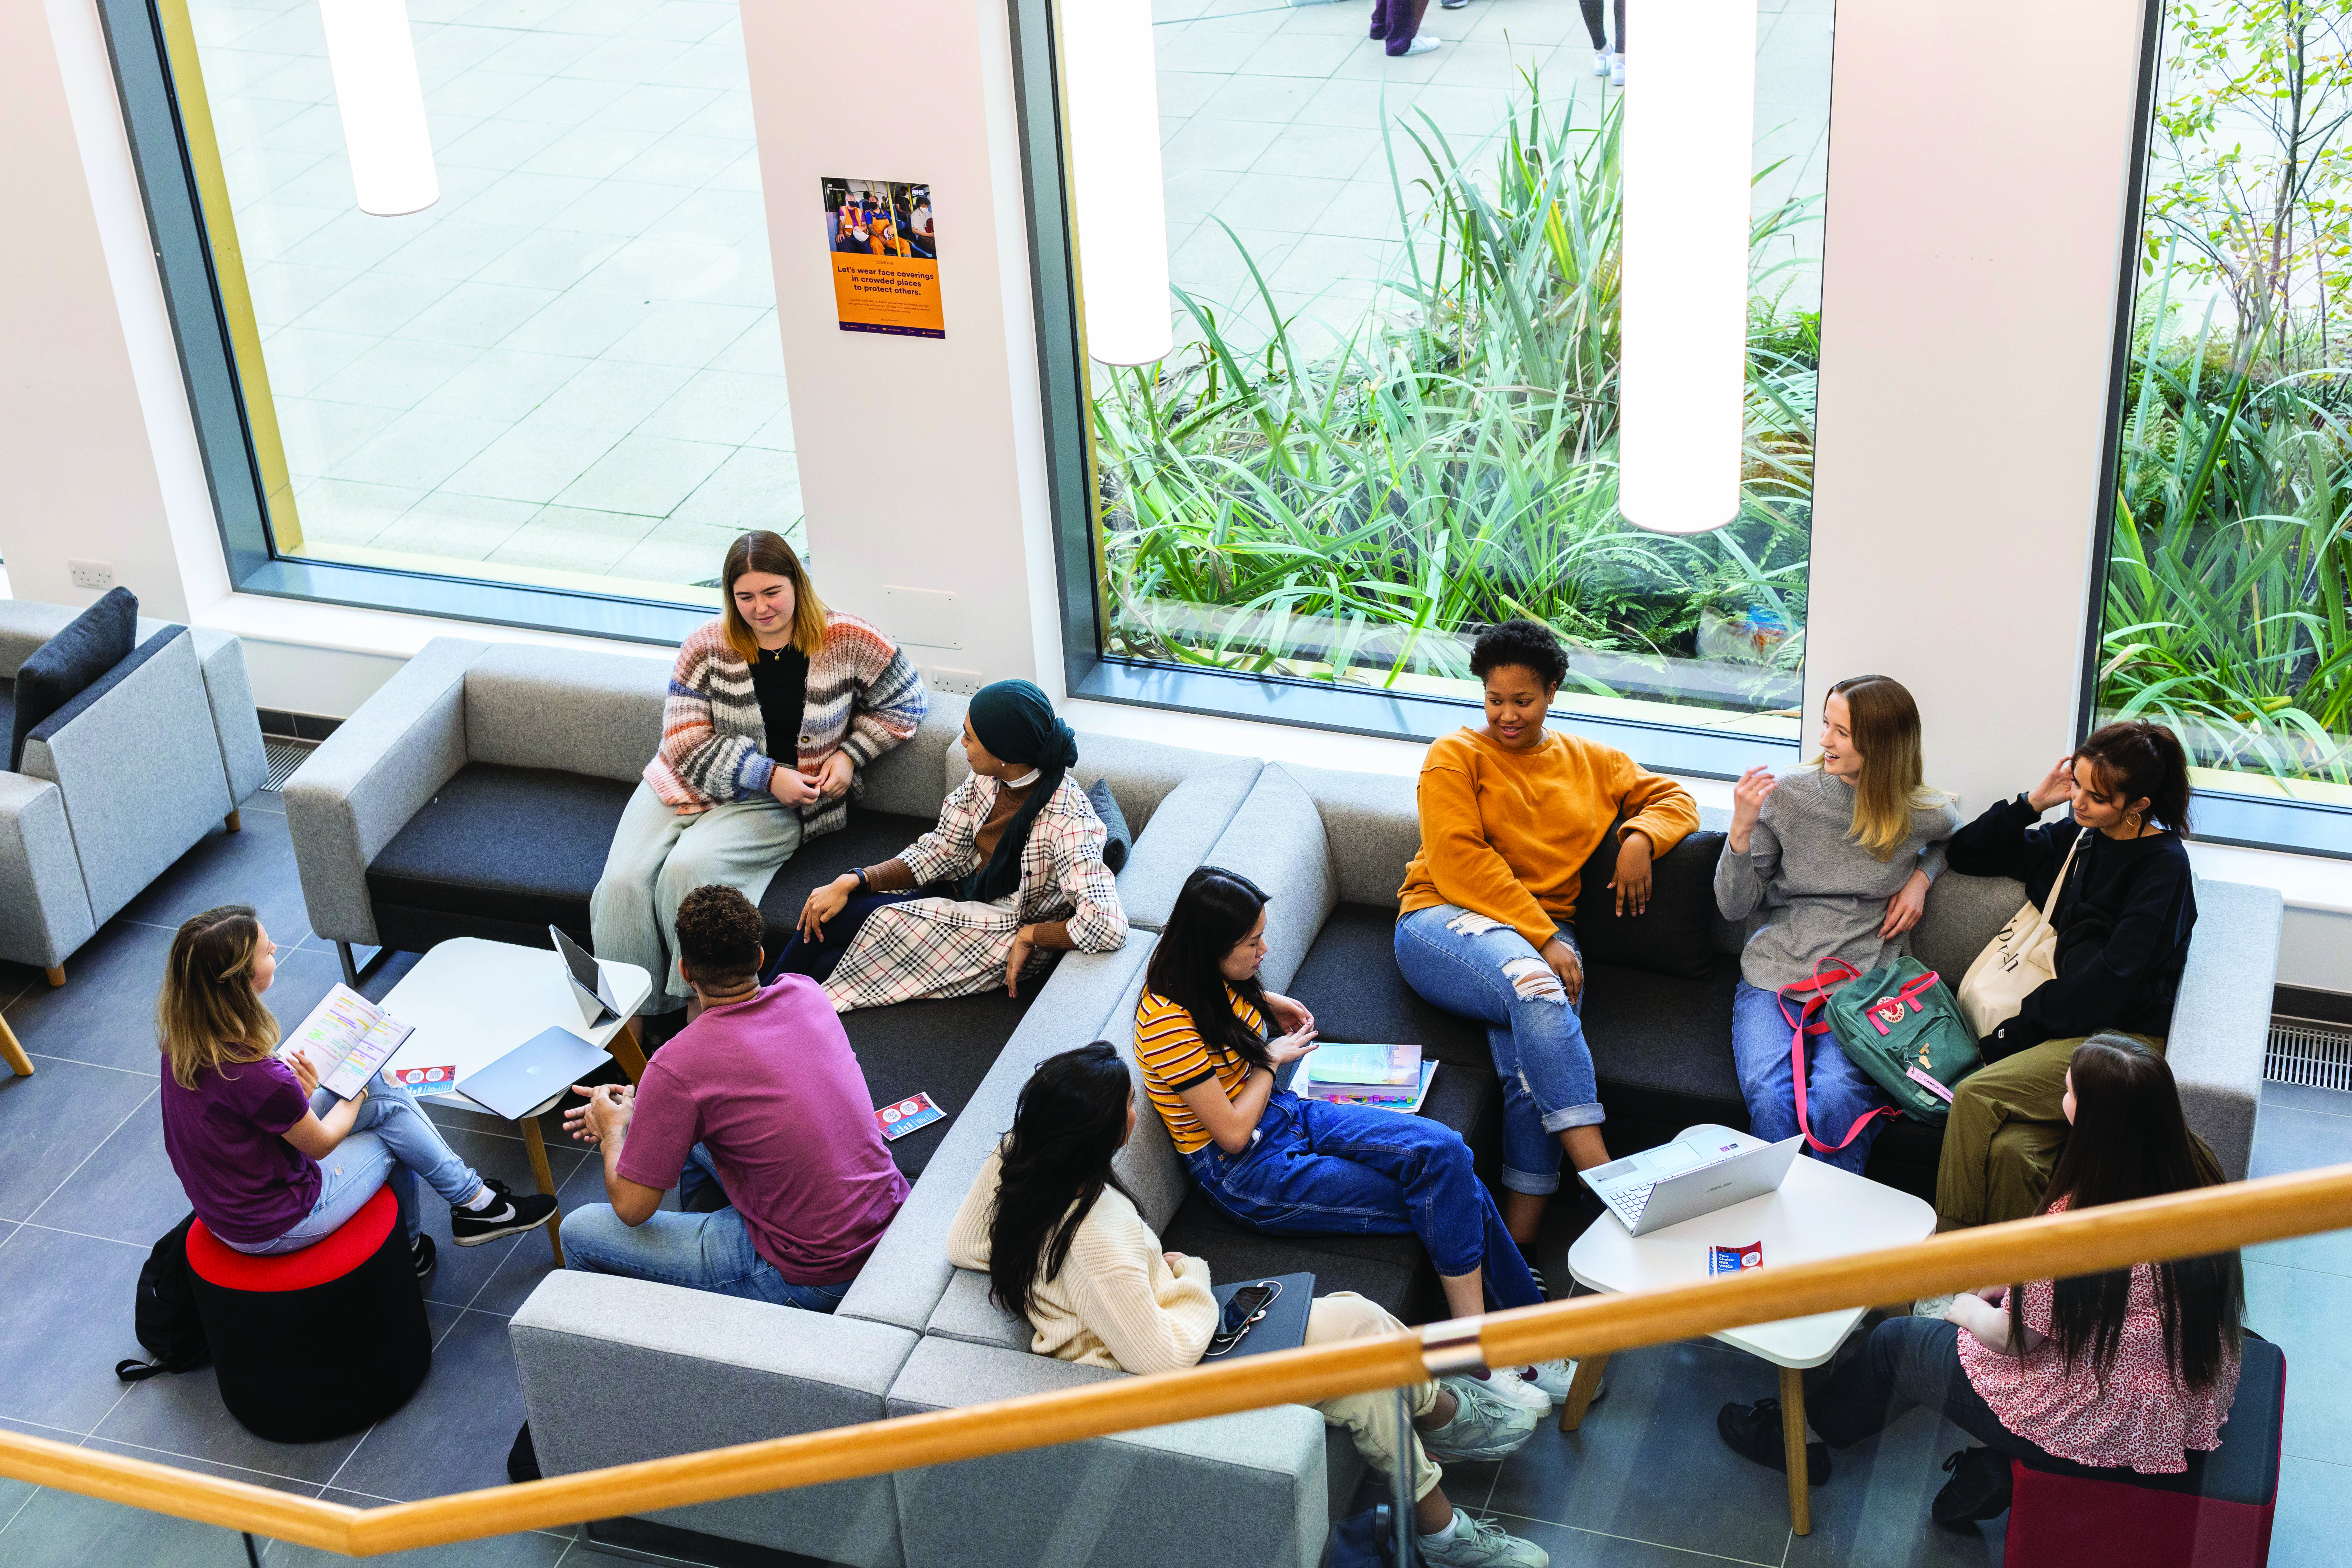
[583,1514,821,1567]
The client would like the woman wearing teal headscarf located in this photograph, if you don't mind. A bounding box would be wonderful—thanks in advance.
[780,680,1129,1010]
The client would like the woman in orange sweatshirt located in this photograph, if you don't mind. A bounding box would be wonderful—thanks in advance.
[1395,619,1699,1245]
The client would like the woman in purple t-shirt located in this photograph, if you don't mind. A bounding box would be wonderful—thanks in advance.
[157,905,560,1275]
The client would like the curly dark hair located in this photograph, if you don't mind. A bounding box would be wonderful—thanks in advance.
[672,884,766,986]
[1469,618,1568,688]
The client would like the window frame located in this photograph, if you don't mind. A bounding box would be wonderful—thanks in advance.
[2077,0,2352,860]
[92,0,713,648]
[1002,0,1802,780]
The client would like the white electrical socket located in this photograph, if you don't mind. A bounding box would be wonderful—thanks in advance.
[68,559,115,590]
[931,666,984,697]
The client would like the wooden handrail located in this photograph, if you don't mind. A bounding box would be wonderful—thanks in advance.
[8,1161,2350,1555]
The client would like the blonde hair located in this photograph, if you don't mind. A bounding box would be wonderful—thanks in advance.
[159,905,280,1091]
[1822,675,1947,860]
[720,530,828,663]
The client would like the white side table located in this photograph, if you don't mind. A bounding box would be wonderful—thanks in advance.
[377,938,653,1264]
[1563,1140,1935,1534]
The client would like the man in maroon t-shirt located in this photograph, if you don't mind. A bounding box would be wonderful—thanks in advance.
[561,885,908,1308]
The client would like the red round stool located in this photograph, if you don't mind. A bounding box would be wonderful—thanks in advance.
[186,1185,432,1442]
[2003,1335,2283,1568]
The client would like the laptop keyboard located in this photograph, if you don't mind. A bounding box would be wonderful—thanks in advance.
[1604,1181,1655,1229]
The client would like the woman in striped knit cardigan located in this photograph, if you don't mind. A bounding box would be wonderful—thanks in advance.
[592,532,927,1012]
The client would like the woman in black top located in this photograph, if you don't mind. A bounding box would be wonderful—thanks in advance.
[1935,720,2217,1230]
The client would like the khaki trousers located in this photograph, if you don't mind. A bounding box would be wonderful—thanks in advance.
[1934,1032,2216,1230]
[1304,1293,1442,1502]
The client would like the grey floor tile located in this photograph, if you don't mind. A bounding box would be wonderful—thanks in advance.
[0,1057,155,1223]
[2262,1080,2352,1119]
[2271,1454,2352,1568]
[2249,1104,2352,1180]
[2247,1258,2352,1467]
[1776,1418,2005,1568]
[2248,1223,2352,1280]
[5,923,182,1073]
[0,1225,151,1432]
[1482,1341,1794,1564]
[0,1484,257,1567]
[412,1120,586,1312]
[1476,1512,1785,1566]
[113,806,321,945]
[92,1359,365,1490]
[328,1308,530,1501]
[28,1080,189,1246]
[81,1433,332,1496]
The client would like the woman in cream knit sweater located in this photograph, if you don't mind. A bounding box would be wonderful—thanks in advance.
[947,1043,1551,1568]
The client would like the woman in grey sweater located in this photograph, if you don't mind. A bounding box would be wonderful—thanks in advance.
[1714,676,1960,1174]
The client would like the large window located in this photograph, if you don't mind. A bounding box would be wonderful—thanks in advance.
[1024,0,1832,767]
[102,0,798,635]
[2093,0,2352,852]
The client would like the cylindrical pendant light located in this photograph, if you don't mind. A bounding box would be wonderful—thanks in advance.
[1060,0,1172,366]
[1617,0,1758,533]
[317,0,439,217]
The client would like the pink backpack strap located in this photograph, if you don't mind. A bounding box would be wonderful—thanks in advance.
[1783,979,1896,1154]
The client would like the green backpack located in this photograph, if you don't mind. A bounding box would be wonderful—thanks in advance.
[1776,957,1983,1154]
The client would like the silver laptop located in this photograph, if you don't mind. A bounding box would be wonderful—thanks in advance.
[458,1026,613,1121]
[550,925,621,1028]
[1579,1125,1804,1236]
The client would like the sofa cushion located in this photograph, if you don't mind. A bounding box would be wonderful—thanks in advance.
[8,587,136,772]
[1158,1198,1424,1321]
[1196,764,1337,994]
[839,989,1032,1180]
[1087,777,1132,872]
[1574,826,1728,980]
[1118,756,1263,929]
[367,763,636,941]
[756,808,942,946]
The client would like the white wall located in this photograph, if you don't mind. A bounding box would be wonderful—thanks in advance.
[1806,0,2147,817]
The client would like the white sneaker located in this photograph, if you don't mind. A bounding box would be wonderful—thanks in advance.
[1405,34,1442,54]
[1479,1367,1552,1414]
[1440,0,1469,8]
[1609,51,1624,85]
[1592,48,1610,76]
[1914,1293,1958,1318]
[1421,1512,1550,1568]
[1425,1376,1538,1462]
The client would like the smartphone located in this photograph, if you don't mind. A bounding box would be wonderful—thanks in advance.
[1206,1280,1280,1356]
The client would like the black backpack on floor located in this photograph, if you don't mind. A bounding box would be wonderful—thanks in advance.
[1329,1502,1419,1568]
[115,1213,210,1381]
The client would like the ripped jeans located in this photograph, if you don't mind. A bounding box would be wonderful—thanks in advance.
[1393,905,1603,1196]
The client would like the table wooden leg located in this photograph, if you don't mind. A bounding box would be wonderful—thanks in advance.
[1779,1365,1811,1536]
[0,1014,32,1078]
[1557,1352,1611,1432]
[520,1114,564,1267]
[609,1019,648,1086]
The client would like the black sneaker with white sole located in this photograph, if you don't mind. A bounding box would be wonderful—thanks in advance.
[449,1180,559,1246]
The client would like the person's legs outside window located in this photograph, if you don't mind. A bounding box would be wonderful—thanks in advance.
[1370,0,1434,56]
[1395,906,1604,1237]
[561,1201,846,1310]
[650,797,805,1005]
[590,783,694,1015]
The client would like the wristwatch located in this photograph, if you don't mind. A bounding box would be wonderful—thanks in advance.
[854,866,872,894]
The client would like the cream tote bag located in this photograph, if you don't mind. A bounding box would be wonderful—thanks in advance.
[1956,828,2088,1039]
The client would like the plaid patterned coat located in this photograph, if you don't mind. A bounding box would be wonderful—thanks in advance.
[823,773,1129,1012]
[644,611,926,839]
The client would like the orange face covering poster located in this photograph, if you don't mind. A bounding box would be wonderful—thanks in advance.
[822,177,942,338]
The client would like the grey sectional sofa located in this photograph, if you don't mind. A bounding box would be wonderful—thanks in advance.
[0,598,267,982]
[463,673,2278,1568]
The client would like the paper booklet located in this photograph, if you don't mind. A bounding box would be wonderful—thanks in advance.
[278,983,414,1100]
[1301,1043,1421,1089]
[1300,1059,1437,1115]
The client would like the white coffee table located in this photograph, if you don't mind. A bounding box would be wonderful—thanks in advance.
[377,938,653,1264]
[1562,1141,1935,1535]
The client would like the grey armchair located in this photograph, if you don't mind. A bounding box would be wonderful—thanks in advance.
[0,598,268,985]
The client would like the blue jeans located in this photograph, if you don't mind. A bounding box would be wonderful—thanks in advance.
[1184,1092,1540,1310]
[1807,1316,2053,1464]
[1731,978,1890,1175]
[561,1143,851,1311]
[227,1082,483,1254]
[1393,905,1602,1196]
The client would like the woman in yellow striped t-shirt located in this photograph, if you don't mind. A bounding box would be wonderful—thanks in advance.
[1134,867,1543,1326]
